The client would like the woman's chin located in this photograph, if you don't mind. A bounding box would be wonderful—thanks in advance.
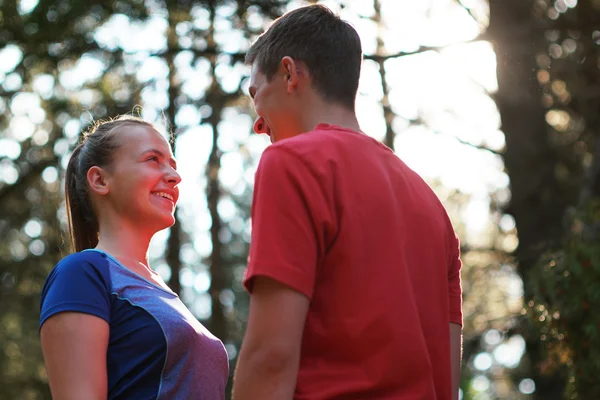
[159,215,176,230]
[146,213,176,234]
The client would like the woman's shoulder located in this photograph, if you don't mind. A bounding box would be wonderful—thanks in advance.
[40,250,113,327]
[46,250,112,290]
[55,249,109,271]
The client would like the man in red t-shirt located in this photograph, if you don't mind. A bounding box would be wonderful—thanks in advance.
[233,5,462,400]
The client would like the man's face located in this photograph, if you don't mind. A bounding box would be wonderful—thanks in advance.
[248,62,294,143]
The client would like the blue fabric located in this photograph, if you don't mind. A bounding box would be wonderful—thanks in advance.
[40,250,228,399]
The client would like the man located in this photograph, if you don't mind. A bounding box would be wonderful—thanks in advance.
[233,5,462,400]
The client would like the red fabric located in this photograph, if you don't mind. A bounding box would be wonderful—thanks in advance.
[244,124,462,400]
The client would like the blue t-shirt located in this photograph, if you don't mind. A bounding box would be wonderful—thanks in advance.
[40,249,229,399]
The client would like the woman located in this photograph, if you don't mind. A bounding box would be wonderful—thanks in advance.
[40,116,228,399]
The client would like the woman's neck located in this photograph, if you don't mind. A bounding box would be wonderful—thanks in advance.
[95,218,153,265]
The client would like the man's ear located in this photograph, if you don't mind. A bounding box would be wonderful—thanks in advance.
[87,166,110,196]
[281,56,301,93]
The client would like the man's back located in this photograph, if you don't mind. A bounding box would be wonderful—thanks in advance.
[245,124,462,399]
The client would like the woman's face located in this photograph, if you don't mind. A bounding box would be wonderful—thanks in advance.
[100,125,181,232]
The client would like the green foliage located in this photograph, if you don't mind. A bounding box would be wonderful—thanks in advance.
[528,200,600,399]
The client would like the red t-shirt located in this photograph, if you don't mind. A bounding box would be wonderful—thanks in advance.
[244,124,462,400]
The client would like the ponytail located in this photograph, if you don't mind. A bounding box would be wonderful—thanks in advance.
[64,145,99,252]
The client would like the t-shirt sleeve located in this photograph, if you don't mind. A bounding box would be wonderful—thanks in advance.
[448,232,463,326]
[40,253,112,328]
[244,146,334,300]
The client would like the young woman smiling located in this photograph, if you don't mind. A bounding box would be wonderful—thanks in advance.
[40,116,228,399]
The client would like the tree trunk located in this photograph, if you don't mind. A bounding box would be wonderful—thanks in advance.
[488,1,568,397]
[164,1,182,296]
[373,0,395,151]
[205,2,227,342]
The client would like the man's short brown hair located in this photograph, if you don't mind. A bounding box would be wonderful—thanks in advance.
[246,5,362,110]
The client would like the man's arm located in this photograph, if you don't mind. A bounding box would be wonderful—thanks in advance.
[450,322,462,400]
[233,277,310,400]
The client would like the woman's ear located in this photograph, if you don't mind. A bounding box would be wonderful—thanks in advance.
[87,166,109,196]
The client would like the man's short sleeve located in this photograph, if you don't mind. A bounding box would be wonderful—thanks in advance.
[40,252,112,328]
[448,233,463,326]
[244,146,334,300]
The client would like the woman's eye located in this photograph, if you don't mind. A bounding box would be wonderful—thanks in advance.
[147,156,159,162]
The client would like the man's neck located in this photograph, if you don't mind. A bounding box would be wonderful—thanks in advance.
[300,96,362,134]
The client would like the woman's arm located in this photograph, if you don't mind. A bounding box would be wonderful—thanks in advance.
[41,312,109,400]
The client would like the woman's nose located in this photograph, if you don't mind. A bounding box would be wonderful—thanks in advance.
[166,167,182,185]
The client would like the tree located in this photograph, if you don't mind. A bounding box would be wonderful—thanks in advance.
[488,0,600,397]
[0,1,151,396]
[0,1,284,397]
[1,1,542,398]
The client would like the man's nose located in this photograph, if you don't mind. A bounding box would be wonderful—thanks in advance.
[253,117,270,135]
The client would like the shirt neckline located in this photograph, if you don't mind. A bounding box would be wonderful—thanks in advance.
[83,249,178,297]
[314,123,365,135]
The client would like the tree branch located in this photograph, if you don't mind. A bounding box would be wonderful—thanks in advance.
[453,135,503,155]
[363,45,441,62]
[419,123,504,156]
[363,33,492,62]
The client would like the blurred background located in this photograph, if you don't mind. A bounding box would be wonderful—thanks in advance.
[1,0,599,399]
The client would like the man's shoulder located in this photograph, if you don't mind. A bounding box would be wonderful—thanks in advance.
[277,127,339,148]
[263,132,326,164]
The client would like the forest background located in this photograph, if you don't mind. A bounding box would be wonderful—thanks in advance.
[2,0,599,399]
